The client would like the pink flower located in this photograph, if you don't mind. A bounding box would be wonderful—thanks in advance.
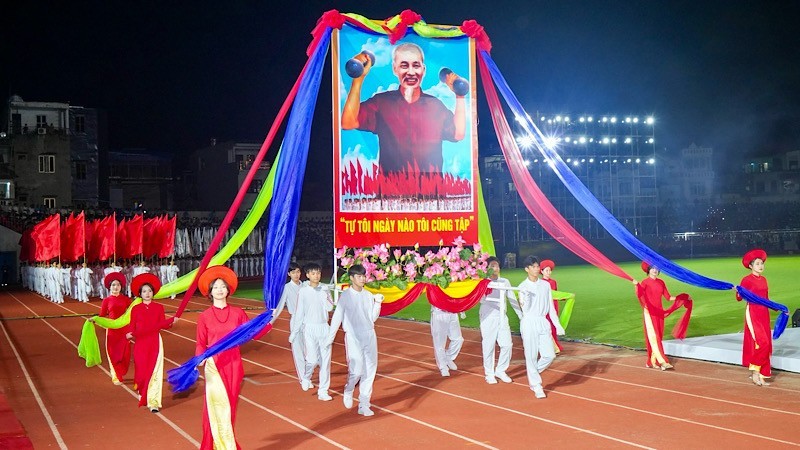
[452,236,466,247]
[335,246,349,259]
[393,249,402,260]
[374,269,387,281]
[340,256,353,267]
[391,264,403,276]
[473,243,482,253]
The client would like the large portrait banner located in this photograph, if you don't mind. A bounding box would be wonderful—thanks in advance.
[333,24,478,248]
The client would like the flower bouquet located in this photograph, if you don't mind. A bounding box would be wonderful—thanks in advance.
[336,236,490,290]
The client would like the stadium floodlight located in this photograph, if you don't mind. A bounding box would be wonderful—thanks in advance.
[589,158,594,163]
[543,136,558,149]
[633,117,639,123]
[566,158,572,162]
[579,136,587,143]
[524,159,531,166]
[581,158,586,162]
[625,137,632,144]
[613,159,618,163]
[602,137,610,144]
[556,115,562,122]
[648,138,655,144]
[541,116,546,121]
[627,158,632,163]
[610,117,617,123]
[612,138,617,143]
[636,158,641,163]
[564,116,570,123]
[573,160,579,166]
[625,117,631,123]
[533,159,539,163]
[589,138,594,143]
[579,117,585,122]
[565,137,571,143]
[602,117,608,123]
[646,117,654,124]
[588,116,594,122]
[649,158,656,164]
[516,134,535,149]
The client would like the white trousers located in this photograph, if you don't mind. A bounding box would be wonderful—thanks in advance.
[430,310,463,370]
[479,309,512,377]
[290,329,305,384]
[303,323,331,393]
[520,316,556,389]
[344,329,378,407]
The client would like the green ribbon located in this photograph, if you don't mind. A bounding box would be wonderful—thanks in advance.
[552,290,576,329]
[77,297,142,367]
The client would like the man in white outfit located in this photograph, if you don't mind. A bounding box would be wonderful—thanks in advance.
[277,262,305,388]
[430,305,464,377]
[78,262,92,302]
[516,255,565,399]
[290,263,334,401]
[328,264,383,417]
[479,256,519,384]
[166,260,180,299]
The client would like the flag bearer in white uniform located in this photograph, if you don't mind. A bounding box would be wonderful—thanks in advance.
[516,255,564,399]
[430,305,464,377]
[327,264,383,417]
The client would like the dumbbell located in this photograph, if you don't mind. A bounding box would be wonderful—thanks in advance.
[345,51,376,78]
[439,68,470,96]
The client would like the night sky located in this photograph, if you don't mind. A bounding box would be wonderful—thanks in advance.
[4,1,800,207]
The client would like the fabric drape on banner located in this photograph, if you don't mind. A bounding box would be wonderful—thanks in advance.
[479,50,791,338]
[478,56,631,282]
[61,212,86,262]
[427,279,491,313]
[168,27,332,392]
[32,214,60,261]
[126,215,143,258]
[377,283,429,316]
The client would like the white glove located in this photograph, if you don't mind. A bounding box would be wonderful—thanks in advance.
[459,312,467,320]
[374,294,384,303]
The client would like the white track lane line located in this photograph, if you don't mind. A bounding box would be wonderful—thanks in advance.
[6,292,200,448]
[0,318,67,449]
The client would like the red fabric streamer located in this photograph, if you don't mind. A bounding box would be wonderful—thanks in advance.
[379,283,428,316]
[95,214,116,262]
[478,56,632,282]
[427,278,492,313]
[460,20,492,53]
[308,9,346,56]
[665,293,693,339]
[385,9,422,44]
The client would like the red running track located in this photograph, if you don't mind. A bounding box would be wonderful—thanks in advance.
[1,287,799,449]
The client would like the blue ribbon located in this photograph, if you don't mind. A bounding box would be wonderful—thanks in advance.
[168,28,331,392]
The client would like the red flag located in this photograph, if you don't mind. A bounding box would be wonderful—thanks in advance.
[116,218,128,259]
[143,216,162,258]
[61,212,86,262]
[19,229,34,262]
[85,219,97,262]
[356,159,363,195]
[126,214,143,257]
[159,215,177,258]
[32,214,61,261]
[95,214,116,261]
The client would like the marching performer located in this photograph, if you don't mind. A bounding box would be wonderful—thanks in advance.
[540,259,563,353]
[278,262,306,388]
[516,256,564,399]
[96,272,132,385]
[290,263,334,400]
[737,249,773,386]
[430,305,464,377]
[327,264,383,416]
[635,262,676,370]
[479,257,517,384]
[126,273,176,412]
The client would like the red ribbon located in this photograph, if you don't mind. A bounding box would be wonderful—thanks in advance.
[461,20,492,53]
[378,279,493,316]
[384,9,422,44]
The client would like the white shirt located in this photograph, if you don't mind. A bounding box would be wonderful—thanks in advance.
[480,276,518,316]
[281,280,303,315]
[329,288,381,334]
[291,284,333,334]
[517,277,563,333]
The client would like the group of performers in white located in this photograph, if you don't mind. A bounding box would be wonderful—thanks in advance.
[20,260,180,303]
[280,254,565,410]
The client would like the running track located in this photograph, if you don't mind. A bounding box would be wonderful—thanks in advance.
[1,287,799,449]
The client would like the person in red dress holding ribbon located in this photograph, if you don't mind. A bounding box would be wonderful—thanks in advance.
[98,272,132,385]
[737,249,773,386]
[635,262,676,370]
[195,266,269,450]
[127,273,176,412]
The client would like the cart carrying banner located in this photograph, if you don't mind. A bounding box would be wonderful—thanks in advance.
[333,23,479,247]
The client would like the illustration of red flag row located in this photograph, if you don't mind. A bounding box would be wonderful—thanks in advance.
[341,159,471,198]
[19,213,177,263]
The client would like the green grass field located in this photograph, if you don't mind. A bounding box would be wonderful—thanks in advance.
[236,255,800,349]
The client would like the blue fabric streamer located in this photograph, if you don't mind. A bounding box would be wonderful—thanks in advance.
[736,286,790,339]
[479,50,789,338]
[168,29,331,392]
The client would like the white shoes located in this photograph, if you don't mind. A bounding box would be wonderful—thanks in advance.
[358,405,374,417]
[446,360,458,370]
[343,392,354,409]
[485,375,498,384]
[496,372,513,383]
[532,386,546,399]
[440,368,450,377]
[318,392,333,401]
[301,379,312,391]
